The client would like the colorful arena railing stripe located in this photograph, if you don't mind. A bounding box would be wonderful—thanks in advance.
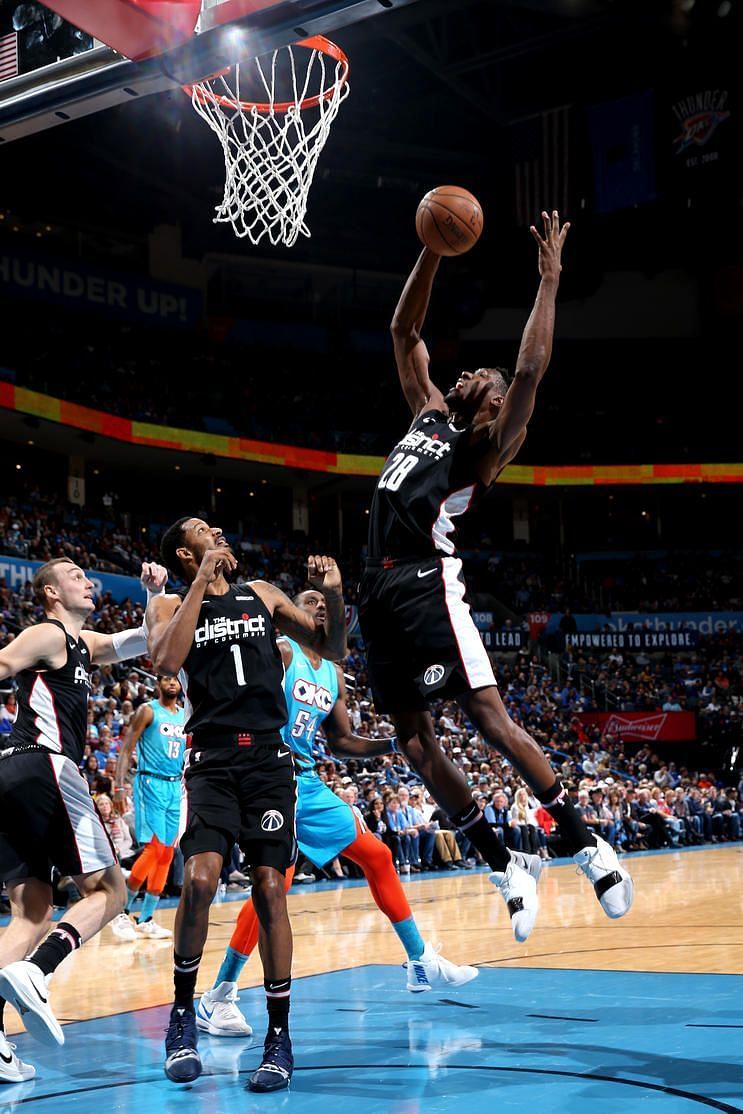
[2,383,742,484]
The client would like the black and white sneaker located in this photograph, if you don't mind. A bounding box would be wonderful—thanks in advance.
[574,836,634,918]
[0,961,63,1047]
[247,1028,293,1093]
[490,861,539,942]
[164,1006,202,1083]
[0,1029,35,1081]
[509,849,545,884]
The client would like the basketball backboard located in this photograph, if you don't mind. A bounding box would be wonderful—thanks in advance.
[0,0,422,143]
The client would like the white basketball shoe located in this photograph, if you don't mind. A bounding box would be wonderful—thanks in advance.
[110,912,138,942]
[406,942,478,993]
[136,919,172,940]
[0,1030,35,1082]
[0,962,63,1047]
[574,835,634,918]
[490,860,539,942]
[509,848,545,884]
[196,982,253,1037]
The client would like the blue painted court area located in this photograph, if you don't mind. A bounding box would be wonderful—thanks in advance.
[1,966,741,1114]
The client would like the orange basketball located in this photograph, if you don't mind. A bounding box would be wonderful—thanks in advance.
[415,185,484,256]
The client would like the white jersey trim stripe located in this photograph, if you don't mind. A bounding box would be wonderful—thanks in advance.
[178,667,193,725]
[48,754,116,874]
[29,675,63,753]
[440,557,497,690]
[431,485,476,555]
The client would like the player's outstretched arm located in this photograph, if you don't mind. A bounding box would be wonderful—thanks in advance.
[478,210,570,486]
[258,556,347,662]
[391,248,447,416]
[114,702,153,792]
[322,668,396,759]
[83,562,169,665]
[0,623,67,680]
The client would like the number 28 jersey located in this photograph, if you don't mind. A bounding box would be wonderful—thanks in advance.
[367,409,486,560]
[179,582,287,737]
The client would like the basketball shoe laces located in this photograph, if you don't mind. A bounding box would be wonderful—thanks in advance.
[165,1007,197,1055]
[258,1028,293,1081]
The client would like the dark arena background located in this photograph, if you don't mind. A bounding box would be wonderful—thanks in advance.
[0,1,741,1112]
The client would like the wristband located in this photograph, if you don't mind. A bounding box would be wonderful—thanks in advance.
[111,625,148,661]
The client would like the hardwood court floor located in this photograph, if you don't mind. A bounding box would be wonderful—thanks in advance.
[4,844,742,1035]
[1,847,742,1114]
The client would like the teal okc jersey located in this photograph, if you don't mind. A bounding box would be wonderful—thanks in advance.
[137,700,186,777]
[281,638,339,767]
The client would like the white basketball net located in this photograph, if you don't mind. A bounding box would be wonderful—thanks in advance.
[189,39,349,246]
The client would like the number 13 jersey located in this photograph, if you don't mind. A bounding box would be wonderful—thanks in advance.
[179,582,287,736]
[366,409,485,561]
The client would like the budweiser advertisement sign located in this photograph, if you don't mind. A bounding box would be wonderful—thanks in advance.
[578,711,697,742]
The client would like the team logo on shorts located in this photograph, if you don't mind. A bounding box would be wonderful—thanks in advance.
[423,664,446,686]
[261,810,284,832]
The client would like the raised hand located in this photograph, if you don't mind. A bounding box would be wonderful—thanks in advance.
[529,209,570,282]
[307,555,342,593]
[140,562,168,593]
[197,546,238,584]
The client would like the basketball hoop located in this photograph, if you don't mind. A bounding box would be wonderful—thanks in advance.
[185,35,349,246]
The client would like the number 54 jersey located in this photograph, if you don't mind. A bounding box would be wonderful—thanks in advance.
[281,637,339,769]
[366,409,486,561]
[281,637,366,867]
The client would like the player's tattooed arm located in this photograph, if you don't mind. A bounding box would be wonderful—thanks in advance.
[0,622,67,679]
[322,667,395,759]
[477,211,569,486]
[391,247,447,417]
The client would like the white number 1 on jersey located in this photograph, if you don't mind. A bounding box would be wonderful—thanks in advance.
[230,644,246,686]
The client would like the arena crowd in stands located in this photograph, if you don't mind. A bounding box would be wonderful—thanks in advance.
[2,520,741,888]
[2,487,742,615]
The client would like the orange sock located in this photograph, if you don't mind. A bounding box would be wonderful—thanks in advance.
[147,842,175,895]
[343,831,412,924]
[229,864,295,956]
[127,841,159,894]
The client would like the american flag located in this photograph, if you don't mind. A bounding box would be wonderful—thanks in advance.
[0,31,18,82]
[511,106,572,228]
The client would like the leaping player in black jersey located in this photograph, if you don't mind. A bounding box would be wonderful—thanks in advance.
[149,517,346,1093]
[359,210,633,943]
[0,556,167,1083]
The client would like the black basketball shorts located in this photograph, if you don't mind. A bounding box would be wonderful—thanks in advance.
[180,737,297,872]
[358,555,497,712]
[0,750,116,885]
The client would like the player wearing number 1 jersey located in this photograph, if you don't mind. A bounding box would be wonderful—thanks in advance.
[149,518,346,1093]
[198,589,476,1037]
[359,210,633,943]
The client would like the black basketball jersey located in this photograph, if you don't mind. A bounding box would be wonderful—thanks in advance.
[179,582,287,738]
[367,409,486,560]
[10,618,92,764]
